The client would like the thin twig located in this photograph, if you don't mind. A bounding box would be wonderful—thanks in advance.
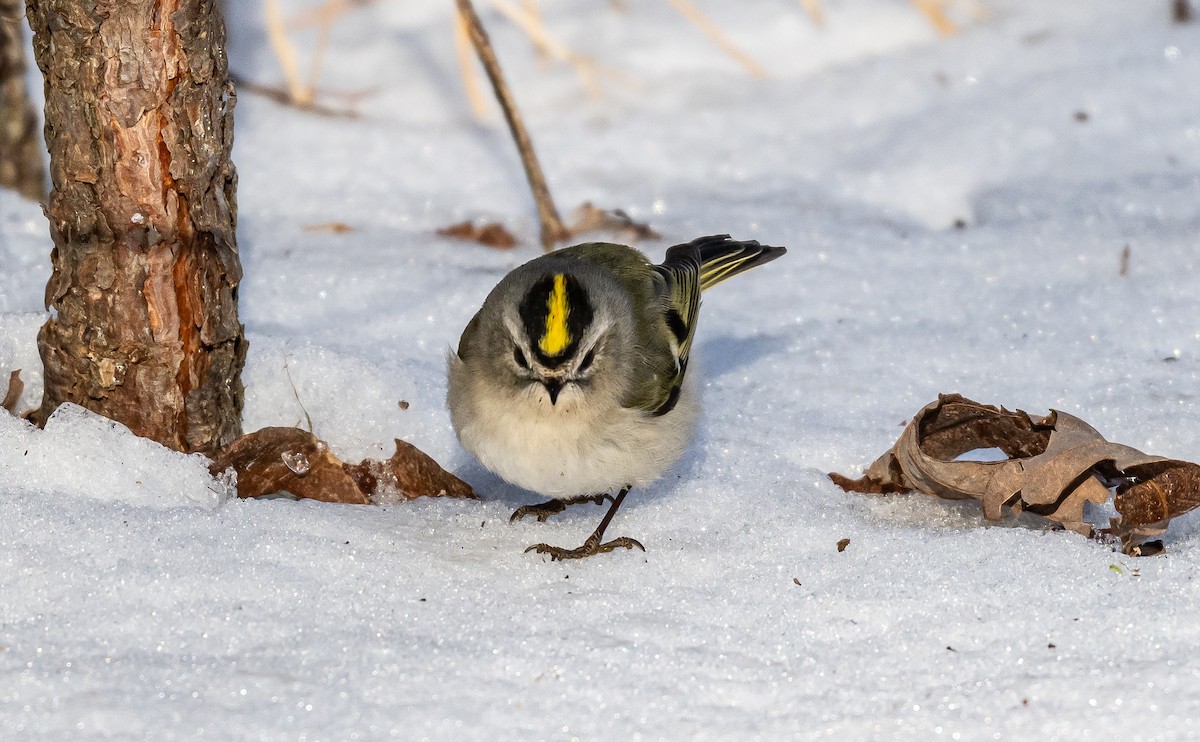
[230,74,360,118]
[663,0,767,78]
[456,0,569,252]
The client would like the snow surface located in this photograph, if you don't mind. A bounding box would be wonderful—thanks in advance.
[2,1,1200,739]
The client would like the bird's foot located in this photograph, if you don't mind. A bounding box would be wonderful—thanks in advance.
[509,494,614,523]
[524,536,645,561]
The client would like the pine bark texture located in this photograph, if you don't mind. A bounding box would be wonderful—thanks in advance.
[25,0,245,455]
[0,0,45,199]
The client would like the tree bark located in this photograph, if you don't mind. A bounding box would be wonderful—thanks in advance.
[0,0,44,199]
[25,0,245,456]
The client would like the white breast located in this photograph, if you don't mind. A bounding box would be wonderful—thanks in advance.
[448,360,700,499]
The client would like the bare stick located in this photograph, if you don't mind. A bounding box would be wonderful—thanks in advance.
[456,0,569,251]
[663,0,767,78]
[231,75,360,118]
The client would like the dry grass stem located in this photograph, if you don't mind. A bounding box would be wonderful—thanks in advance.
[522,0,552,61]
[307,11,335,98]
[264,0,312,105]
[262,0,381,110]
[911,0,958,36]
[489,0,633,98]
[664,0,767,78]
[455,7,493,118]
[288,0,378,29]
[259,0,384,114]
[799,0,825,26]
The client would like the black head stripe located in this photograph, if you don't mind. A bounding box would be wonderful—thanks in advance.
[518,272,594,367]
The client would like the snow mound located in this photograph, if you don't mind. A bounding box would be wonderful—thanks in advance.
[0,404,230,510]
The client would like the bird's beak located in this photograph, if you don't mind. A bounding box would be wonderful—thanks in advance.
[543,379,562,405]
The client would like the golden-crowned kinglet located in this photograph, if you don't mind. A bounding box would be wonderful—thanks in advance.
[447,235,786,560]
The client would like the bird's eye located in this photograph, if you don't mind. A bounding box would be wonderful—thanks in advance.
[578,348,596,372]
[513,346,529,369]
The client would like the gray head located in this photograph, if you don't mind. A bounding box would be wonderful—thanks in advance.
[455,259,635,412]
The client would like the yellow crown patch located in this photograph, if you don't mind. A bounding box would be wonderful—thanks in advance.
[539,274,571,357]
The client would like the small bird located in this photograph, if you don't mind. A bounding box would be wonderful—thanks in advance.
[447,235,786,560]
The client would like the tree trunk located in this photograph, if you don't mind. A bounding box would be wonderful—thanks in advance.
[25,0,245,456]
[0,0,44,199]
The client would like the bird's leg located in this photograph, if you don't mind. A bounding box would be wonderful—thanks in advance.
[509,493,613,523]
[524,487,645,560]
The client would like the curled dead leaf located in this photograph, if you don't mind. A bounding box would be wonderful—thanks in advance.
[345,439,477,503]
[437,220,517,249]
[1175,0,1193,23]
[210,427,369,503]
[210,427,476,504]
[830,394,1200,555]
[2,370,24,416]
[567,202,660,243]
[1112,461,1200,547]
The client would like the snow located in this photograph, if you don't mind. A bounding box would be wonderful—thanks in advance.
[0,405,229,510]
[2,0,1200,738]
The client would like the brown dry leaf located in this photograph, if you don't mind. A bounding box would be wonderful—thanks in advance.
[210,427,475,504]
[345,439,477,503]
[836,538,850,552]
[1111,461,1200,549]
[567,202,660,243]
[303,222,355,234]
[437,220,518,249]
[830,394,1200,555]
[210,427,369,503]
[2,370,23,416]
[1175,0,1193,23]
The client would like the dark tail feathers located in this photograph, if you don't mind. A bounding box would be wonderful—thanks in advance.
[676,234,787,290]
